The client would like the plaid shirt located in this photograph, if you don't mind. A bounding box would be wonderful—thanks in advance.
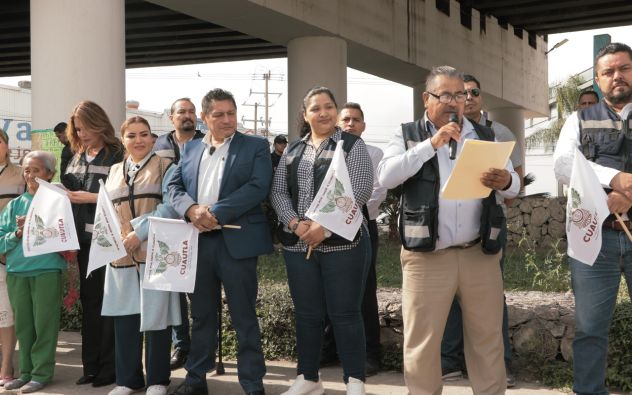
[270,129,373,253]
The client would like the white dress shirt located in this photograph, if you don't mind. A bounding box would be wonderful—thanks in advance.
[197,134,233,206]
[366,144,388,220]
[377,114,519,250]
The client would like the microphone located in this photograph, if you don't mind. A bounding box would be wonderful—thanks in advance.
[448,113,459,160]
[209,146,216,156]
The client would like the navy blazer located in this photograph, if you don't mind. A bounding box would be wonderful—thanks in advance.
[168,132,273,259]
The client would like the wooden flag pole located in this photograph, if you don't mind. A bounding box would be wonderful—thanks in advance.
[613,212,632,242]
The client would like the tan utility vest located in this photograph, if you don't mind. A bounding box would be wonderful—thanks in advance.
[0,163,24,264]
[105,154,172,267]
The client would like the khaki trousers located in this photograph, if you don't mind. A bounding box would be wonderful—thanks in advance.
[401,245,506,395]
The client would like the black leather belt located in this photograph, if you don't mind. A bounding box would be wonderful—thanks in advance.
[448,238,481,249]
[603,220,632,231]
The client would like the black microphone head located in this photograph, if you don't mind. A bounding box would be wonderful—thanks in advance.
[448,113,459,123]
[209,146,216,155]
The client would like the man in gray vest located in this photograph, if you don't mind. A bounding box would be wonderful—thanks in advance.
[553,42,632,395]
[154,97,205,370]
[378,65,519,395]
[441,74,521,387]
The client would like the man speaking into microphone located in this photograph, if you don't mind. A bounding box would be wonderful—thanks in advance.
[377,65,519,395]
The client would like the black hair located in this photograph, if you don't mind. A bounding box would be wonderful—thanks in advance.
[53,122,67,133]
[579,90,599,103]
[201,89,237,114]
[297,86,338,138]
[595,42,632,69]
[341,102,364,120]
[463,74,481,89]
[170,97,194,114]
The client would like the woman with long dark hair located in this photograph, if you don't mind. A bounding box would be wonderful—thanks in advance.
[270,87,373,395]
[62,101,124,388]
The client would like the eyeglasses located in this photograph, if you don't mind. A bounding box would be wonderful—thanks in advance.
[465,88,481,97]
[427,91,467,104]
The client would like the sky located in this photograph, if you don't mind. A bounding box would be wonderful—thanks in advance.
[1,25,631,147]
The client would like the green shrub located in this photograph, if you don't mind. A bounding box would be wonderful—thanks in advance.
[606,301,632,392]
[60,303,82,331]
[219,282,297,361]
[505,233,570,292]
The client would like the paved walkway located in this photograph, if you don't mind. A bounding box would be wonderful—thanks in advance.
[0,331,574,395]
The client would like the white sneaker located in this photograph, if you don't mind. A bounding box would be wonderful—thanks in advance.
[281,374,325,395]
[108,386,142,395]
[346,377,365,395]
[146,384,168,395]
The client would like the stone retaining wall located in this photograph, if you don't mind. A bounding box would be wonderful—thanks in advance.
[506,196,568,249]
[378,289,576,367]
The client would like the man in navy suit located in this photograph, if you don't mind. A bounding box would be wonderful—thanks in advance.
[168,88,273,395]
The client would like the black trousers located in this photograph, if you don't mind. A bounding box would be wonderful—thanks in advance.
[322,219,381,360]
[113,314,171,389]
[77,242,115,378]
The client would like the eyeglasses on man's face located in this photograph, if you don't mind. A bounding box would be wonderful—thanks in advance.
[427,91,467,104]
[465,88,481,98]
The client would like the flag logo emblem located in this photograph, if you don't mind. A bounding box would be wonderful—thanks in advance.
[30,214,59,246]
[567,187,600,242]
[155,239,182,274]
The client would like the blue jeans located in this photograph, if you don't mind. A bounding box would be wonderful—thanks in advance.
[571,228,632,395]
[284,231,371,383]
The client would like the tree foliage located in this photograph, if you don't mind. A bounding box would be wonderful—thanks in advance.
[526,75,584,152]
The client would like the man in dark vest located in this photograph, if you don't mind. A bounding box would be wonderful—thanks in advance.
[154,97,205,370]
[377,65,519,395]
[441,74,522,387]
[553,42,632,395]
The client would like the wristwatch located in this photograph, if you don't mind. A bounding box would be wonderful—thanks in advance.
[290,221,301,232]
[323,229,332,238]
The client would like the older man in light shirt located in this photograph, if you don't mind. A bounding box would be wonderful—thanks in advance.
[377,66,519,395]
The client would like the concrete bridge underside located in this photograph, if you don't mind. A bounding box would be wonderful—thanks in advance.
[5,0,629,156]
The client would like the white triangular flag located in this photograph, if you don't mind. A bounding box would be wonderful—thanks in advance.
[87,179,127,277]
[23,178,79,257]
[305,141,363,241]
[566,148,610,266]
[143,217,199,293]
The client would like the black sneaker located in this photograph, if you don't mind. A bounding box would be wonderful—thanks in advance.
[506,363,516,388]
[366,357,381,377]
[170,348,188,370]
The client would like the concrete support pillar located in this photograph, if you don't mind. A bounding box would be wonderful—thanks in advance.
[413,83,425,120]
[488,107,525,171]
[287,36,347,142]
[31,0,125,131]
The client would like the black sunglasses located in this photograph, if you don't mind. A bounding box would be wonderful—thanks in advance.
[465,88,481,97]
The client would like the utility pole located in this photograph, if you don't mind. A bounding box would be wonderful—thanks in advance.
[264,71,270,137]
[244,70,282,137]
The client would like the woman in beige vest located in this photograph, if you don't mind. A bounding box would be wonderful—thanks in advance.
[101,116,180,395]
[0,129,23,385]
